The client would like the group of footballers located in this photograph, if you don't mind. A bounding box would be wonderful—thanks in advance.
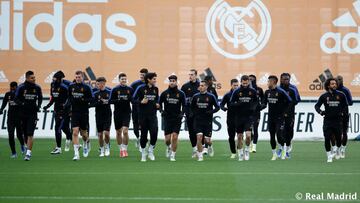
[0,68,353,162]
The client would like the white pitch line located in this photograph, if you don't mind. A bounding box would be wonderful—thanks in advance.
[0,172,359,176]
[0,195,309,202]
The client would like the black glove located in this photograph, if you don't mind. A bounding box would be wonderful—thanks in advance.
[320,111,325,116]
[43,105,49,111]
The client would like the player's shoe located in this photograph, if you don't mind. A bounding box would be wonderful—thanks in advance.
[327,152,333,163]
[271,153,277,161]
[104,145,110,157]
[50,147,62,155]
[230,154,236,159]
[10,153,17,159]
[65,140,71,152]
[170,153,176,162]
[244,150,250,161]
[238,152,244,161]
[197,152,204,162]
[148,152,155,161]
[24,154,31,161]
[83,147,89,158]
[192,148,197,158]
[208,146,214,157]
[20,145,26,154]
[251,144,257,153]
[99,147,105,157]
[73,154,80,161]
[141,151,147,162]
[277,149,282,158]
[286,152,291,159]
[335,149,341,160]
[203,148,208,156]
[281,150,286,160]
[340,146,346,159]
[123,150,128,157]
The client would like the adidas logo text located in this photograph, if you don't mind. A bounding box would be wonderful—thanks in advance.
[320,1,360,54]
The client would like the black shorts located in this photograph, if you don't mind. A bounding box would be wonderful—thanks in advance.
[235,116,252,133]
[164,117,182,135]
[71,113,89,130]
[323,120,342,138]
[114,112,131,129]
[21,113,38,136]
[194,119,212,137]
[96,115,112,132]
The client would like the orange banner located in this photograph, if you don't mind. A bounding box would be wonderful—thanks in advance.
[0,0,359,97]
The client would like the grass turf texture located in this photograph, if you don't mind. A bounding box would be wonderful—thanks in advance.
[0,139,359,203]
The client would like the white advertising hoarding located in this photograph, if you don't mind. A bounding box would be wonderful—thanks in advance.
[0,98,359,140]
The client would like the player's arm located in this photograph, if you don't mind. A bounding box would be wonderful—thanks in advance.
[0,92,9,114]
[132,86,142,104]
[229,89,241,107]
[43,87,54,110]
[220,93,229,111]
[36,86,43,111]
[344,88,353,106]
[155,88,160,109]
[180,91,186,116]
[14,85,25,106]
[108,88,119,105]
[250,89,259,112]
[314,95,325,116]
[158,91,165,113]
[340,93,349,116]
[260,90,268,110]
[84,85,95,105]
[207,94,220,114]
[257,88,265,111]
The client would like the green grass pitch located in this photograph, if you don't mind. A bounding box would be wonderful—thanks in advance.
[0,139,359,203]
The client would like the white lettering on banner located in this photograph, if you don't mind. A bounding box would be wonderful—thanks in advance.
[0,0,137,52]
[0,99,359,140]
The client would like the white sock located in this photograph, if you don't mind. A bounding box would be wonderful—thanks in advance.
[141,148,146,154]
[272,149,276,154]
[171,151,176,156]
[238,148,244,156]
[192,147,197,152]
[283,145,287,153]
[124,145,128,150]
[245,146,250,152]
[327,151,332,158]
[74,144,79,156]
[26,149,31,156]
